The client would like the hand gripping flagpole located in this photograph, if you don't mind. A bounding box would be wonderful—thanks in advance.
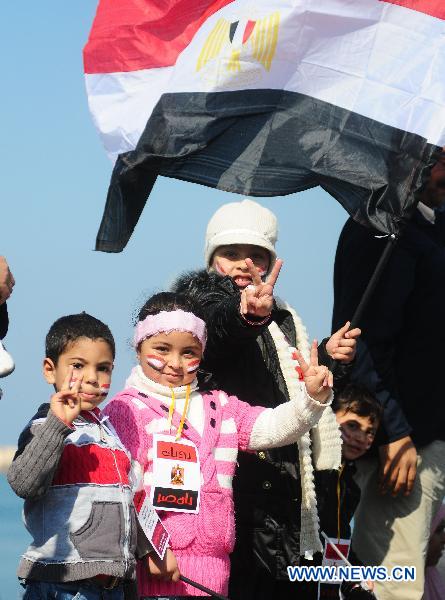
[179,575,230,600]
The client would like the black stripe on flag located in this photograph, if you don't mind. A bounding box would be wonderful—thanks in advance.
[96,89,440,252]
[229,21,238,43]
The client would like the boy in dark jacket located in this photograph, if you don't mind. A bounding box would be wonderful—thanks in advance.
[316,383,381,599]
[172,198,360,600]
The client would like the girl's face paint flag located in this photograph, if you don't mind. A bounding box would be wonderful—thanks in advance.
[84,0,445,252]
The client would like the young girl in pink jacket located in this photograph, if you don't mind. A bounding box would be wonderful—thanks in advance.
[105,291,334,599]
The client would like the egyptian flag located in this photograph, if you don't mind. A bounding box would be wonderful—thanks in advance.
[84,0,445,252]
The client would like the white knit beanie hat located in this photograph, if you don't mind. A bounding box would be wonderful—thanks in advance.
[205,199,278,274]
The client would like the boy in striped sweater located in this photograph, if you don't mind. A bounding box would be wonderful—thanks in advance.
[8,313,163,600]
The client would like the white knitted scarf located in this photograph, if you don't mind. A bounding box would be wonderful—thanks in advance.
[268,300,342,559]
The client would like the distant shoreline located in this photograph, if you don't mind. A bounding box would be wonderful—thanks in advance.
[0,447,16,473]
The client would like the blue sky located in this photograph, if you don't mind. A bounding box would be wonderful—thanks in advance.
[0,2,348,445]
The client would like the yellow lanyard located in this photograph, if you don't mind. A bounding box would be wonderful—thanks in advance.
[337,463,345,542]
[168,385,191,441]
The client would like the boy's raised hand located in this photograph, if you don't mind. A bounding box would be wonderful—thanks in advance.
[240,258,283,318]
[50,366,83,426]
[326,321,361,364]
[294,341,333,404]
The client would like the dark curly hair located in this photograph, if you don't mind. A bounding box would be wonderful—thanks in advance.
[45,313,115,364]
[332,383,382,426]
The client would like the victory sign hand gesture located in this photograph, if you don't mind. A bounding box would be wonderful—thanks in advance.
[294,341,333,404]
[240,258,283,318]
[50,366,83,426]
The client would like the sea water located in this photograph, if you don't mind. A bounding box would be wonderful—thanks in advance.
[0,475,30,599]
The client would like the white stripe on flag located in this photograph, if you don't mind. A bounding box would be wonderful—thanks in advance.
[86,0,445,161]
[85,67,173,162]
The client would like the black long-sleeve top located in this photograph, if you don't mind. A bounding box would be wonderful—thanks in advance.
[332,211,445,447]
[0,303,8,339]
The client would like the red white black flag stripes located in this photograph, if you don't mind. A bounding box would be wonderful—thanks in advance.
[84,0,445,252]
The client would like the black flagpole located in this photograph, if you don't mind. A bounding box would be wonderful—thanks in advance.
[349,232,398,330]
[331,231,399,374]
[179,574,230,600]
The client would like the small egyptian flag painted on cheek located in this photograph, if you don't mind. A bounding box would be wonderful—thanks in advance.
[186,359,201,374]
[100,383,110,397]
[214,260,227,276]
[146,354,166,371]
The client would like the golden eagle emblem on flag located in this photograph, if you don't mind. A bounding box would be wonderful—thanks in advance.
[197,12,280,73]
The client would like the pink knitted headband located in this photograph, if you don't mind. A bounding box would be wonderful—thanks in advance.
[134,310,207,349]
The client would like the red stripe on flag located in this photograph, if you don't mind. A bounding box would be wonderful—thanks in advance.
[243,20,256,44]
[325,543,350,561]
[84,0,234,74]
[52,444,130,485]
[381,0,445,19]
